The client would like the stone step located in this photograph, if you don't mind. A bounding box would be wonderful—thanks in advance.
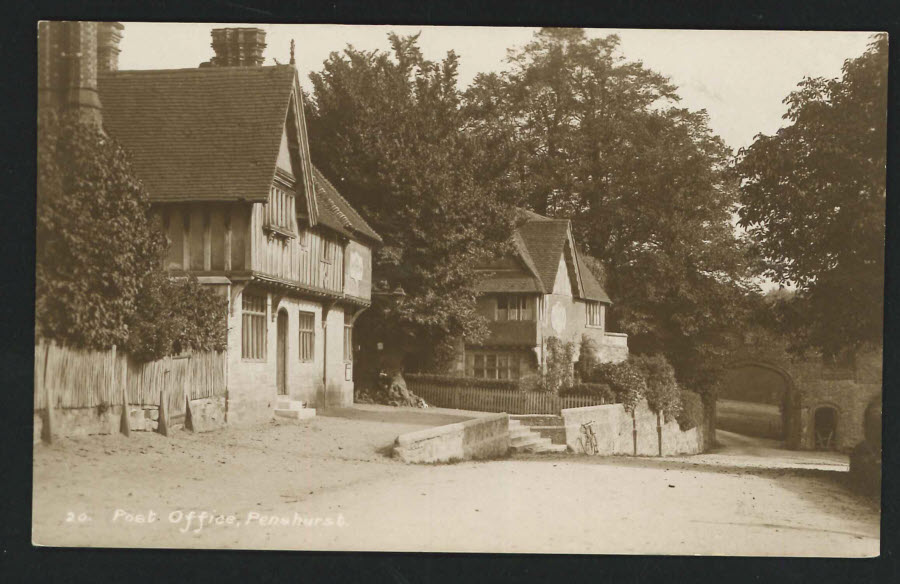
[508,426,533,439]
[510,434,542,449]
[523,437,553,452]
[274,408,316,420]
[275,399,306,411]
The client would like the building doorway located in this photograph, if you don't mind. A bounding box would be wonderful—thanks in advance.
[276,309,288,395]
[814,406,838,450]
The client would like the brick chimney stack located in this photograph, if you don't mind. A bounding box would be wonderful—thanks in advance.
[209,28,267,67]
[37,21,104,125]
[97,22,125,73]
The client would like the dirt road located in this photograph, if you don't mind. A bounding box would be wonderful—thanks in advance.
[32,411,879,556]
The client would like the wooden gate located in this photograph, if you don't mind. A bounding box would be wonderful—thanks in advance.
[162,355,190,427]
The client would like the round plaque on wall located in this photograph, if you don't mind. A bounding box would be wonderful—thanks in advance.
[550,302,567,335]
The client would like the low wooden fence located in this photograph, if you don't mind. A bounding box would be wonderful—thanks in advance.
[406,377,609,415]
[34,339,226,416]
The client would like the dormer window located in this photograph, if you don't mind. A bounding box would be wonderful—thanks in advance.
[264,179,297,238]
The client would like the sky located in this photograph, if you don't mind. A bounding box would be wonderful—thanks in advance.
[117,23,878,151]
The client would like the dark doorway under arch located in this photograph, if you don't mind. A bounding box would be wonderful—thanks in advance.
[813,406,838,451]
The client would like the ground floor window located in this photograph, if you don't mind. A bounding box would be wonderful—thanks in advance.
[343,311,353,363]
[466,351,521,380]
[241,292,267,360]
[298,310,315,362]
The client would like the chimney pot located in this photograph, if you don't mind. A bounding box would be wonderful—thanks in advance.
[97,22,124,73]
[209,27,267,67]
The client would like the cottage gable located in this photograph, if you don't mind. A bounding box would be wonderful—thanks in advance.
[552,254,573,296]
[276,127,295,177]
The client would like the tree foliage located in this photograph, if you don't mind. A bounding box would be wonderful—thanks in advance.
[575,334,601,381]
[37,111,164,349]
[305,34,515,371]
[735,35,887,355]
[36,110,226,361]
[464,28,754,394]
[125,272,227,362]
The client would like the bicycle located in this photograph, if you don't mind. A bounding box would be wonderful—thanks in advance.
[578,420,598,455]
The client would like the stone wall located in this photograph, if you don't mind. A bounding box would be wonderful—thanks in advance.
[393,414,510,463]
[796,379,881,451]
[722,346,883,452]
[596,332,629,364]
[34,404,159,442]
[561,399,706,456]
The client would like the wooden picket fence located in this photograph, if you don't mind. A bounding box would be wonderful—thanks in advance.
[34,339,226,415]
[406,378,609,415]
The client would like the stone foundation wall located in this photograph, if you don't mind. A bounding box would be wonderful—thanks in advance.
[34,404,159,441]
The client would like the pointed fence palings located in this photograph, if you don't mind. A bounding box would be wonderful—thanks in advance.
[33,340,226,438]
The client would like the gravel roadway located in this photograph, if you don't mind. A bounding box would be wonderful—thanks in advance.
[32,408,879,557]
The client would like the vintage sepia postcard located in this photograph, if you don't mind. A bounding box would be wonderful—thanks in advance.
[32,22,885,557]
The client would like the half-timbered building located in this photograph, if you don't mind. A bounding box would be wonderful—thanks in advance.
[94,28,381,423]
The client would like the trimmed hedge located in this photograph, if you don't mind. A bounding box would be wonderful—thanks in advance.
[588,361,647,412]
[631,353,681,422]
[676,390,704,431]
[404,373,519,391]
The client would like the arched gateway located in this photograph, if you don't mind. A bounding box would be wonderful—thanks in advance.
[720,360,803,449]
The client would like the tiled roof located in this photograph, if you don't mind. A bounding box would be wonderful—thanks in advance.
[98,65,380,244]
[475,276,544,294]
[574,248,611,303]
[517,217,571,292]
[311,167,382,243]
[515,209,611,303]
[99,66,295,203]
[511,230,545,291]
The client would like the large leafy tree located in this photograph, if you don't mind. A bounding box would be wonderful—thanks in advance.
[306,34,514,371]
[735,35,887,356]
[37,110,165,349]
[464,28,754,393]
[36,110,226,360]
